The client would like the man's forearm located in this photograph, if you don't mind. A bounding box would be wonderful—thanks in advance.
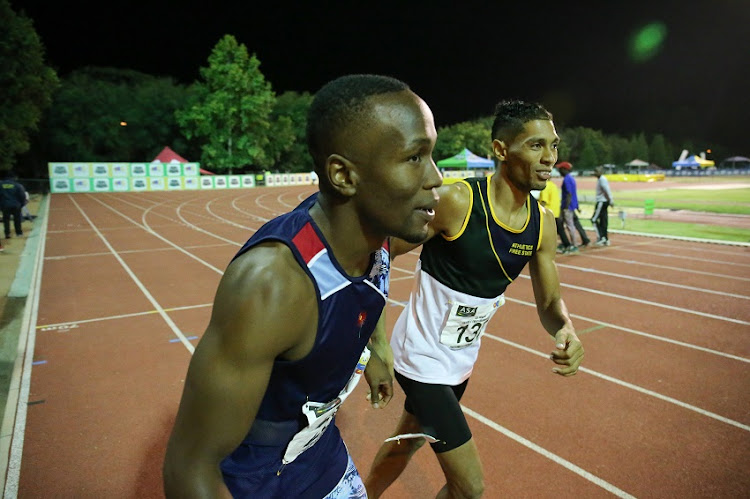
[538,299,573,337]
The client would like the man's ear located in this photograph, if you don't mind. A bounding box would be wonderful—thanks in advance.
[325,154,358,197]
[492,139,508,162]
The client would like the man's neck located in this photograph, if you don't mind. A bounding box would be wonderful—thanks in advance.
[490,173,528,229]
[309,196,379,277]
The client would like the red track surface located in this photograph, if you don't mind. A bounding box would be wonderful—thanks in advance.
[12,187,750,498]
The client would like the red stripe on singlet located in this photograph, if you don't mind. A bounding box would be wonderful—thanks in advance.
[292,222,325,264]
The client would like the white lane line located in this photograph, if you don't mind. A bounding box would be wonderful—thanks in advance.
[390,264,750,360]
[524,276,750,326]
[45,243,235,260]
[2,194,49,497]
[486,334,750,432]
[386,298,750,432]
[461,407,636,499]
[87,195,229,273]
[176,197,253,238]
[582,254,750,282]
[618,247,750,268]
[504,297,750,364]
[35,303,213,330]
[557,264,750,300]
[230,191,273,222]
[70,196,196,353]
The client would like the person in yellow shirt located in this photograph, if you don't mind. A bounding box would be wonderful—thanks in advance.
[538,180,571,252]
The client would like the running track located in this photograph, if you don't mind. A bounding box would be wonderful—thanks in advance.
[3,187,750,498]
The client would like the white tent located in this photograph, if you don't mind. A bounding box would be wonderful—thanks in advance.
[625,158,649,167]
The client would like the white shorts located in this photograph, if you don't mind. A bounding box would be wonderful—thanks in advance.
[323,452,367,498]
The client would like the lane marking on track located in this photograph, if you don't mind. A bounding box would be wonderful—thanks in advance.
[389,264,750,362]
[390,275,416,282]
[35,303,212,330]
[555,264,750,300]
[87,195,230,273]
[518,275,750,326]
[70,196,196,353]
[44,243,235,260]
[616,247,750,268]
[386,297,750,432]
[503,297,750,364]
[461,406,636,499]
[486,333,750,432]
[576,324,607,335]
[581,254,750,282]
[170,336,198,343]
[3,194,49,496]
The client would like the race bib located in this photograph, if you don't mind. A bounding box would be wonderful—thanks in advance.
[282,347,371,464]
[439,297,504,350]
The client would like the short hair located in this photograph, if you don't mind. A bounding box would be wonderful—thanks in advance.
[491,100,553,142]
[306,74,410,174]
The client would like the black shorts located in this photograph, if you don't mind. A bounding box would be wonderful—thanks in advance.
[394,371,472,453]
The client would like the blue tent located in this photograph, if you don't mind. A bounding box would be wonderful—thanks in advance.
[671,157,700,169]
[436,148,494,169]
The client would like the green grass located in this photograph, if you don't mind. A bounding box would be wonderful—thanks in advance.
[578,187,750,215]
[601,217,750,242]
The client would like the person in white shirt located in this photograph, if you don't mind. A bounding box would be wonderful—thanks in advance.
[591,166,614,245]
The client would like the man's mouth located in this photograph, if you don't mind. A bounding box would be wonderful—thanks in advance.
[537,170,551,180]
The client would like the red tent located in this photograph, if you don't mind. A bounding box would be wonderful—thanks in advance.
[152,146,214,175]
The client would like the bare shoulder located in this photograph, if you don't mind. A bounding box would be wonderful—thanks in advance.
[434,180,472,236]
[211,241,317,359]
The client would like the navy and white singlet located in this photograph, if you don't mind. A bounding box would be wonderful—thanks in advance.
[220,193,389,498]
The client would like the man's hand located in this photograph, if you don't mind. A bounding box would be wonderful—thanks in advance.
[364,351,393,409]
[550,328,584,376]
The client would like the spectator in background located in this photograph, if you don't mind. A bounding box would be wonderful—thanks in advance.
[21,190,36,221]
[1,171,26,240]
[556,161,590,253]
[537,180,571,253]
[592,166,613,245]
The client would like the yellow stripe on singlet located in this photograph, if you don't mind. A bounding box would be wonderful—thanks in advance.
[477,185,513,283]
[443,179,473,242]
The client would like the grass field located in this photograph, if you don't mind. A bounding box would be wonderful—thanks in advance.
[575,177,750,242]
[579,187,750,215]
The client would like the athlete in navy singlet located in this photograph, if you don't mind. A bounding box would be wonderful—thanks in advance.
[163,74,442,498]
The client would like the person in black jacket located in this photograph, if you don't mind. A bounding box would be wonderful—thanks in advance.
[1,172,27,239]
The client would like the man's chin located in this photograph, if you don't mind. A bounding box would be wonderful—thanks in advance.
[398,227,429,245]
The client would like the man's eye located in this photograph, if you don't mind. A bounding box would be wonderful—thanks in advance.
[530,143,542,149]
[552,143,559,150]
[409,155,422,162]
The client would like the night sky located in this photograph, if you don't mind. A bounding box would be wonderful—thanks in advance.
[11,0,750,155]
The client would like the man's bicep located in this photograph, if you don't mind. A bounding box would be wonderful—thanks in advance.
[530,211,563,305]
[169,248,316,464]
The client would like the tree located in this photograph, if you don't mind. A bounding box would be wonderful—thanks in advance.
[39,67,193,162]
[648,133,671,169]
[0,0,58,172]
[577,140,598,169]
[608,135,632,166]
[268,91,313,172]
[176,35,275,173]
[630,132,649,162]
[434,118,492,163]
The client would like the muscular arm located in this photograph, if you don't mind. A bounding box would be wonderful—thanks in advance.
[364,311,394,408]
[529,208,584,376]
[390,181,471,260]
[163,243,317,497]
